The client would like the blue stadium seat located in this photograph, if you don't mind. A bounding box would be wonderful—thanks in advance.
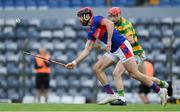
[174,26,180,37]
[7,88,19,99]
[174,17,180,27]
[161,17,173,29]
[154,63,168,75]
[71,0,81,7]
[39,19,53,30]
[79,88,92,100]
[59,0,70,7]
[14,0,25,8]
[40,30,52,39]
[36,0,47,7]
[0,0,3,8]
[56,75,69,87]
[7,75,20,88]
[53,40,66,50]
[43,42,54,52]
[111,0,117,6]
[82,0,93,6]
[0,55,6,65]
[16,27,28,39]
[66,50,76,61]
[149,29,161,39]
[52,30,64,40]
[3,26,15,39]
[28,41,40,51]
[136,29,149,40]
[68,88,79,96]
[6,62,19,74]
[28,28,40,39]
[5,41,18,52]
[48,0,59,8]
[0,89,7,99]
[68,76,80,87]
[126,0,136,6]
[162,29,173,37]
[141,42,152,53]
[77,31,87,39]
[171,0,180,6]
[94,0,105,7]
[148,18,160,30]
[25,0,37,8]
[57,88,67,96]
[0,65,7,75]
[52,19,64,30]
[3,0,14,7]
[0,31,4,41]
[116,0,127,6]
[159,0,171,6]
[154,54,167,63]
[175,50,180,65]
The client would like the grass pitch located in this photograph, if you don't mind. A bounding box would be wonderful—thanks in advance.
[0,103,179,112]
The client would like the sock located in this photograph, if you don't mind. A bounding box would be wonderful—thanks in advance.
[103,84,114,94]
[159,80,165,87]
[118,90,124,96]
[150,83,160,93]
[117,90,126,102]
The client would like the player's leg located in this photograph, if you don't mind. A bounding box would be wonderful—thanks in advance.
[93,55,118,104]
[138,61,169,88]
[123,58,168,106]
[116,40,167,106]
[110,61,127,105]
[93,55,113,86]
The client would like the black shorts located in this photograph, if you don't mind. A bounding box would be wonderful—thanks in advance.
[35,73,50,90]
[138,84,150,94]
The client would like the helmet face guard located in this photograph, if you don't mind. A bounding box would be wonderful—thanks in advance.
[77,7,93,26]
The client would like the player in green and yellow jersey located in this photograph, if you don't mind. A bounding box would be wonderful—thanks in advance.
[106,7,169,105]
[108,7,145,64]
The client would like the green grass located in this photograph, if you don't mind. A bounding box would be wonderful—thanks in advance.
[0,103,179,111]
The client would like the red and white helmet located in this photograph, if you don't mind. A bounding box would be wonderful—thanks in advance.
[77,7,93,17]
[108,7,121,16]
[77,7,93,26]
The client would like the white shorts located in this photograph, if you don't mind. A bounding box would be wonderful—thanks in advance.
[104,40,134,63]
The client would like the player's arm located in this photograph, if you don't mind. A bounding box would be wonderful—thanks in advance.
[65,40,95,69]
[101,18,114,52]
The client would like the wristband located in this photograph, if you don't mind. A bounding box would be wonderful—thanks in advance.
[72,60,77,66]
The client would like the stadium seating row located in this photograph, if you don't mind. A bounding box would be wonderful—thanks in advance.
[0,17,179,101]
[0,0,180,10]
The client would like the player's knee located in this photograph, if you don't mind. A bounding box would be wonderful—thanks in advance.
[93,63,102,74]
[112,70,123,78]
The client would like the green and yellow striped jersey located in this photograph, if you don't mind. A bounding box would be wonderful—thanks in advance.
[114,17,144,56]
